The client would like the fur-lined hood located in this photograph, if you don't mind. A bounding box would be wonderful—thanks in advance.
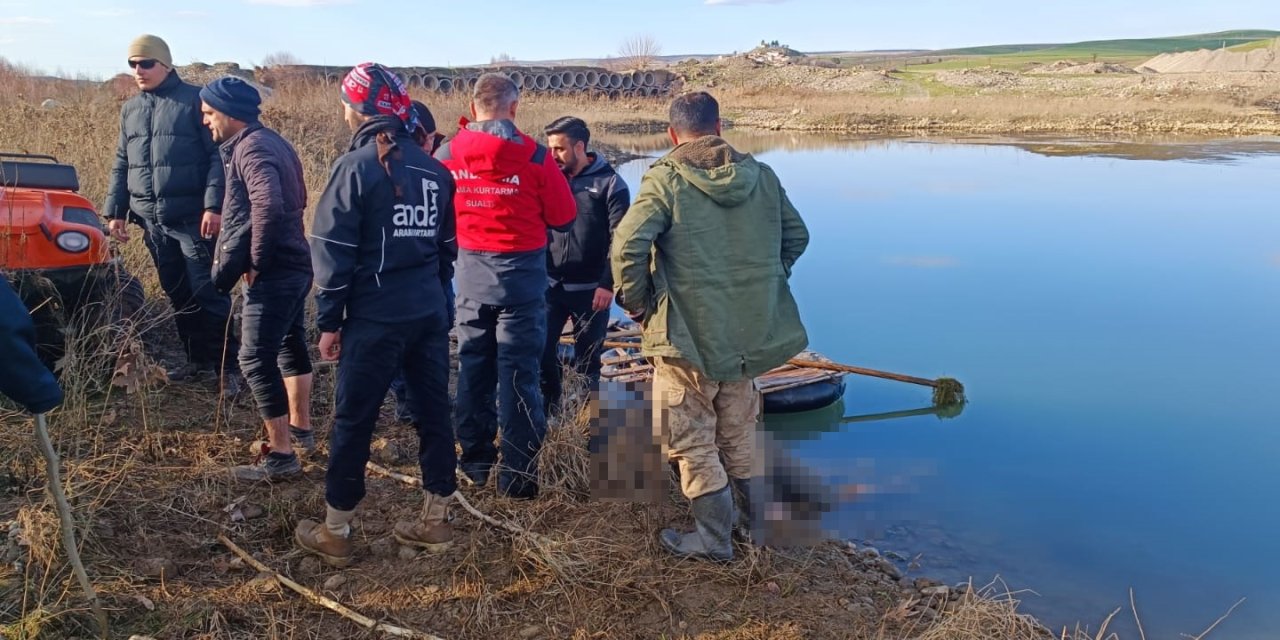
[661,136,758,208]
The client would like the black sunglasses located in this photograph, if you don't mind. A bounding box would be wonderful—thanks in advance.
[128,58,159,70]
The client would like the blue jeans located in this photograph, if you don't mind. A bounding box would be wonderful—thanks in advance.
[326,312,456,509]
[139,217,238,372]
[453,295,546,492]
[540,284,609,415]
[238,271,312,420]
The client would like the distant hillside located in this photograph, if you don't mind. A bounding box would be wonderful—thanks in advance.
[932,30,1280,59]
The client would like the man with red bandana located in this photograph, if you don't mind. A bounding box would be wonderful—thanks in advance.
[294,63,458,566]
[436,73,575,499]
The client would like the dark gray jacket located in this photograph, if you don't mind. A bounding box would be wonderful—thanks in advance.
[547,152,629,291]
[105,70,225,226]
[211,122,312,294]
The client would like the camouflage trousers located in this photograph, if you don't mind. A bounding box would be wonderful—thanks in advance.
[652,357,760,500]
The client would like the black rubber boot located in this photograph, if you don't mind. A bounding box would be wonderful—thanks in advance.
[659,486,734,562]
[730,477,759,545]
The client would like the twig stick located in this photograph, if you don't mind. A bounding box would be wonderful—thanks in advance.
[365,462,556,546]
[1130,588,1148,640]
[217,534,444,640]
[34,413,108,638]
[1188,597,1246,640]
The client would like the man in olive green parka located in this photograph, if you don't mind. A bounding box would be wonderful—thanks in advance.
[611,91,809,561]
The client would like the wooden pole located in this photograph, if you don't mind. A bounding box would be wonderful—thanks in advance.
[33,413,108,638]
[785,358,937,388]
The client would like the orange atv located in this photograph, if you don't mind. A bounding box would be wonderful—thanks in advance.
[1,152,144,373]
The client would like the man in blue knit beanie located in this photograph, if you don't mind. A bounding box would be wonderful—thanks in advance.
[200,76,318,481]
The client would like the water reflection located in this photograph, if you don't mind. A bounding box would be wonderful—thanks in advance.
[600,128,1280,164]
[608,130,1280,639]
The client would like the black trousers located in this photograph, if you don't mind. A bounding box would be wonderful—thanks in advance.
[326,313,456,509]
[139,217,238,372]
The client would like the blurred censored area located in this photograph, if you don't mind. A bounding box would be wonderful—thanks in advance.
[586,376,843,547]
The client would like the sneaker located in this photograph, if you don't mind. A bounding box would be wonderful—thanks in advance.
[166,361,211,383]
[393,492,454,552]
[290,426,317,457]
[295,519,353,567]
[231,452,301,482]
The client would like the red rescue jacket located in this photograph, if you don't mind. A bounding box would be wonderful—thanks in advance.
[437,118,575,252]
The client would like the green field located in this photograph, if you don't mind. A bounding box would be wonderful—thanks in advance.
[905,29,1280,71]
[1228,37,1279,52]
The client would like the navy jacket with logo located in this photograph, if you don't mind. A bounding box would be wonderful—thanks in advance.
[310,115,457,333]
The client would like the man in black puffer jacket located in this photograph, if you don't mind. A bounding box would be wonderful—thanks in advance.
[199,77,316,481]
[103,34,239,394]
[540,117,630,417]
[295,63,458,568]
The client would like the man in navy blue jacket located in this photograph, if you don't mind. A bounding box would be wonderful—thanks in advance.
[540,116,630,417]
[294,63,457,568]
[0,279,63,415]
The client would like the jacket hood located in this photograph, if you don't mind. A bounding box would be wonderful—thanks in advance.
[573,152,613,179]
[450,118,539,180]
[350,114,409,150]
[663,136,758,208]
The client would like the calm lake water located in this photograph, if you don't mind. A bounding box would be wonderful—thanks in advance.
[611,132,1280,639]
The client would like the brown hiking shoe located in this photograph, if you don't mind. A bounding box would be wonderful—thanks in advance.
[294,519,353,567]
[393,492,454,552]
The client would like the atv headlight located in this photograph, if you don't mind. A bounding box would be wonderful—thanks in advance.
[55,231,91,253]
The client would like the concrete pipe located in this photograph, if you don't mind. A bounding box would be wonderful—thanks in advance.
[641,71,656,86]
[533,73,550,91]
[607,89,621,100]
[407,74,422,89]
[585,70,599,87]
[596,73,611,89]
[422,75,439,92]
[437,77,453,94]
[394,71,408,87]
[559,71,574,87]
[508,71,525,88]
[621,74,634,90]
[548,73,563,89]
[608,73,623,89]
[573,71,588,88]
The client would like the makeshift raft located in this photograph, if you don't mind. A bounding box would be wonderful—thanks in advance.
[561,321,846,414]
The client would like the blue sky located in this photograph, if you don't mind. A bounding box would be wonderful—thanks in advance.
[1,0,1277,78]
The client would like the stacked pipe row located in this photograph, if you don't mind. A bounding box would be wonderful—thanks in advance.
[309,65,678,98]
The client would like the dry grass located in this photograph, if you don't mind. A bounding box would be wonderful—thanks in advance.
[0,69,1256,638]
